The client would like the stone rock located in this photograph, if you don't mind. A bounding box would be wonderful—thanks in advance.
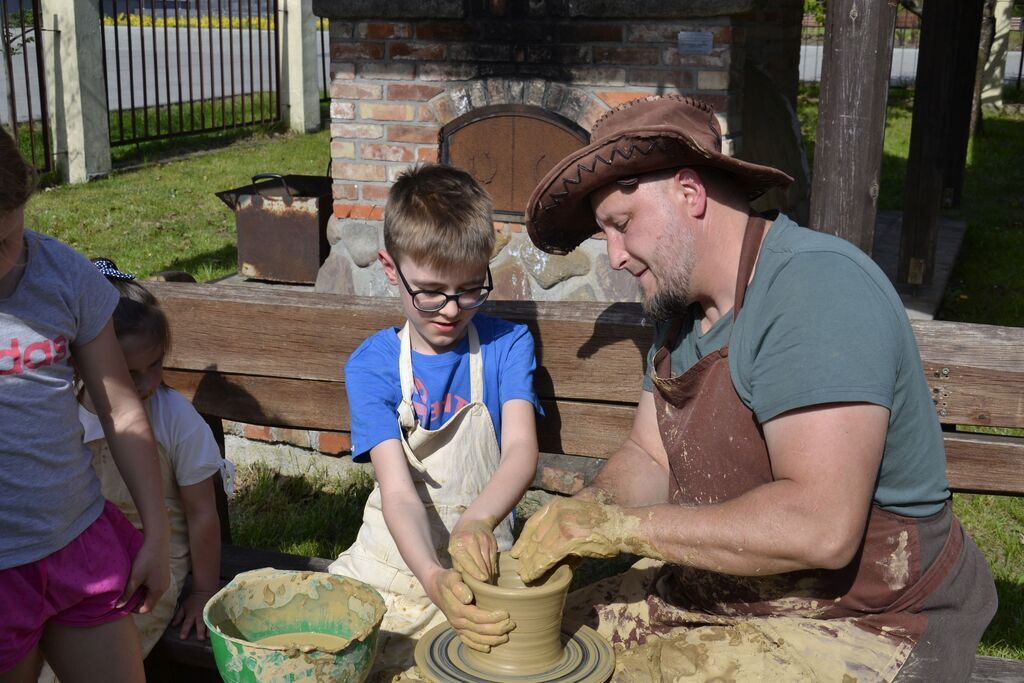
[341,221,381,267]
[490,258,533,300]
[594,251,641,302]
[326,215,345,246]
[314,245,355,294]
[513,237,591,290]
[351,259,397,298]
[491,228,512,258]
[566,283,597,301]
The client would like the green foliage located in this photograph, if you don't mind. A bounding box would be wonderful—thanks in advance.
[2,9,35,57]
[803,0,826,25]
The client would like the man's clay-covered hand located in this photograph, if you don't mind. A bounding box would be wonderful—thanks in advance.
[431,569,515,652]
[510,498,634,583]
[449,517,498,582]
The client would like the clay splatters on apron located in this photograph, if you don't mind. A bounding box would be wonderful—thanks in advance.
[329,322,514,680]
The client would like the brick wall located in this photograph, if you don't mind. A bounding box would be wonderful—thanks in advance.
[224,420,352,456]
[323,16,743,222]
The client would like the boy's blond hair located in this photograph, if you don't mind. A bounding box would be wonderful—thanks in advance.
[384,164,494,272]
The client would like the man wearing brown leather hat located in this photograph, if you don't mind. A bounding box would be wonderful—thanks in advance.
[511,95,995,681]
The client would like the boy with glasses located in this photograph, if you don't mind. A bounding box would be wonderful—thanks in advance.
[329,164,542,679]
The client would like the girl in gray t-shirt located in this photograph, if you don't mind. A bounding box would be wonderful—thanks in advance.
[0,127,169,680]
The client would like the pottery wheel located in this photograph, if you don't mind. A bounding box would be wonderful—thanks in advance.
[414,623,614,683]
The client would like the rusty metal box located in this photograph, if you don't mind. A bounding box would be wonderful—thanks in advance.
[216,174,334,284]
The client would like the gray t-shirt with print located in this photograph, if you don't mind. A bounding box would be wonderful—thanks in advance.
[0,229,119,568]
[643,214,949,517]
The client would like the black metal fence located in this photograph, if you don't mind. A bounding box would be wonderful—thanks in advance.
[800,6,923,85]
[99,0,282,147]
[1013,16,1022,90]
[801,8,1024,89]
[1,0,51,173]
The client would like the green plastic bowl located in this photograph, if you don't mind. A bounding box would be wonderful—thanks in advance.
[203,568,386,683]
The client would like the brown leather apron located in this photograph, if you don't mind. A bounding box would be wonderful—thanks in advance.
[646,213,965,667]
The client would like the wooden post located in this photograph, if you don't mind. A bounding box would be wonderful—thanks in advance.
[899,0,983,285]
[39,0,111,183]
[944,0,985,209]
[808,0,897,254]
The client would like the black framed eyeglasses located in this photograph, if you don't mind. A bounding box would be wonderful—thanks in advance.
[394,262,493,313]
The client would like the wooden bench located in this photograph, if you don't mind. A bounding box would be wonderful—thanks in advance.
[142,281,1024,681]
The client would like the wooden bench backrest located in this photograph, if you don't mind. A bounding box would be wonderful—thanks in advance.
[149,282,1024,496]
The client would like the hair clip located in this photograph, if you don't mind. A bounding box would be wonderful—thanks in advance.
[92,258,136,281]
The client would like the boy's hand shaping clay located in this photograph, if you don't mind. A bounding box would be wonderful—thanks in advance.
[430,569,515,652]
[449,517,498,582]
[510,498,637,583]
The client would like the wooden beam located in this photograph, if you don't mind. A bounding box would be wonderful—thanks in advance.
[150,283,650,404]
[900,0,983,285]
[945,432,1024,495]
[808,0,897,254]
[942,0,985,209]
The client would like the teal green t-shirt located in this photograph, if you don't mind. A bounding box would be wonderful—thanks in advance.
[643,214,949,517]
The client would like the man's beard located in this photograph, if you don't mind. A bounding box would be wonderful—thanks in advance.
[642,235,694,321]
[643,276,690,320]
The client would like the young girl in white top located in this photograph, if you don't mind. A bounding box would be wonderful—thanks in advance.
[38,261,227,683]
[85,261,225,654]
[0,127,169,681]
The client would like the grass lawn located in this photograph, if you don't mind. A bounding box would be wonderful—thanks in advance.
[22,84,1024,660]
[24,125,330,282]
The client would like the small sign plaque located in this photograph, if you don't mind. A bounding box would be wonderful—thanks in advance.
[677,31,714,56]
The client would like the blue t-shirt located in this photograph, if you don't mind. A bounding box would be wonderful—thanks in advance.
[345,314,543,462]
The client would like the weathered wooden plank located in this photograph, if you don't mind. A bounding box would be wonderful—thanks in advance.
[911,319,1024,372]
[970,655,1024,682]
[163,369,347,431]
[924,363,1024,430]
[150,282,650,403]
[537,399,634,458]
[162,368,637,458]
[153,287,1024,465]
[945,432,1024,495]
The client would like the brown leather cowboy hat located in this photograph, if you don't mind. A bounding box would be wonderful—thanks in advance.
[525,95,794,255]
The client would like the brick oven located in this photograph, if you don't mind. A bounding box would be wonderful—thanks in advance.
[311,0,806,302]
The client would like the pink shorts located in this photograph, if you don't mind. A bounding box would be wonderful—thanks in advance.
[0,501,145,672]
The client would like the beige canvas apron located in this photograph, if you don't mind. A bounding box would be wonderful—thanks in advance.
[330,321,514,655]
